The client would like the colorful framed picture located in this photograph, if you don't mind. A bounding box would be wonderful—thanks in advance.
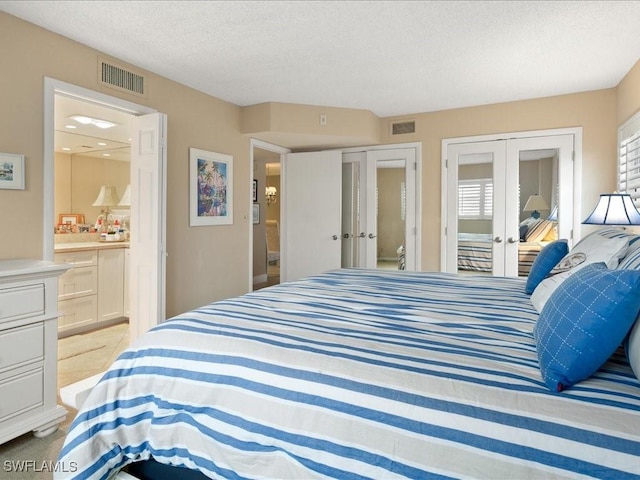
[189,148,233,226]
[0,152,25,190]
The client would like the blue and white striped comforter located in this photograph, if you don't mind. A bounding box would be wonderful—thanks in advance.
[56,269,640,479]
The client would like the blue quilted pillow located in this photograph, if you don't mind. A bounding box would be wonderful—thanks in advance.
[525,240,568,294]
[534,263,640,392]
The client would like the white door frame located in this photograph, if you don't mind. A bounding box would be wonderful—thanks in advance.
[342,142,423,271]
[248,139,290,292]
[43,78,162,337]
[440,127,583,272]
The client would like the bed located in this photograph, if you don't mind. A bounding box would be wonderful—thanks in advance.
[55,230,640,480]
[457,232,545,275]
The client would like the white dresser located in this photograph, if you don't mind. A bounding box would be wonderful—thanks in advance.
[0,259,70,445]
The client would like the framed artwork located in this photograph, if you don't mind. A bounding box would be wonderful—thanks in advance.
[189,148,233,226]
[0,152,25,190]
[253,179,258,202]
[58,214,85,225]
[252,203,260,224]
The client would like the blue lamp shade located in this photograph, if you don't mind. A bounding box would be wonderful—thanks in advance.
[582,193,640,225]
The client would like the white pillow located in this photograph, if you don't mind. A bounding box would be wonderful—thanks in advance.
[628,319,640,382]
[530,236,629,312]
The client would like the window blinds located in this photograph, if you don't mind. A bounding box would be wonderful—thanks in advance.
[619,112,640,205]
[458,179,492,219]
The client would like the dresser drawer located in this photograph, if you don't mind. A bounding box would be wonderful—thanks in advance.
[0,283,45,324]
[58,265,97,300]
[58,295,98,331]
[0,324,43,374]
[55,250,98,268]
[0,368,43,422]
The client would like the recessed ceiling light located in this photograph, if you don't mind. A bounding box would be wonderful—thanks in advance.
[65,124,77,129]
[62,147,71,151]
[102,153,111,157]
[97,142,107,146]
[69,114,118,129]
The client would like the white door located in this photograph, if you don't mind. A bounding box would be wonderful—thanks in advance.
[363,148,418,270]
[444,134,575,276]
[281,150,342,282]
[445,141,507,275]
[129,112,167,342]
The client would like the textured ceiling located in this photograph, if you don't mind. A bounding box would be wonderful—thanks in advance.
[2,1,640,117]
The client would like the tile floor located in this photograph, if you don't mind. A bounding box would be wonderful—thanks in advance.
[57,321,130,390]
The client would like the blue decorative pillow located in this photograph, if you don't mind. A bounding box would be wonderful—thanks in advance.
[525,239,568,294]
[534,263,640,392]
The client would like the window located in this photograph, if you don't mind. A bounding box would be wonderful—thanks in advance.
[619,111,640,206]
[458,179,493,219]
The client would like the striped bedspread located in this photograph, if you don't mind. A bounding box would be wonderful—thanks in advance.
[457,233,543,275]
[56,269,640,479]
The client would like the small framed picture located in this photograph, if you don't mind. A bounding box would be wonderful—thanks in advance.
[253,179,258,202]
[0,152,25,190]
[59,214,85,226]
[252,203,260,224]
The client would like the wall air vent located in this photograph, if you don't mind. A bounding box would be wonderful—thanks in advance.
[391,120,416,135]
[98,57,146,97]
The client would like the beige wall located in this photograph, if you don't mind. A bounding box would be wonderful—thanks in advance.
[617,59,640,126]
[3,12,640,315]
[0,13,250,317]
[380,89,619,270]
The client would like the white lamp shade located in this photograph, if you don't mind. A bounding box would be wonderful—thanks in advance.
[547,205,558,221]
[523,194,549,212]
[92,185,120,207]
[118,184,131,207]
[583,193,640,225]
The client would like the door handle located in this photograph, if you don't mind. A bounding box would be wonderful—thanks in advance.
[368,233,377,239]
[507,237,518,244]
[332,235,339,240]
[343,233,352,239]
[493,236,503,243]
[358,232,366,238]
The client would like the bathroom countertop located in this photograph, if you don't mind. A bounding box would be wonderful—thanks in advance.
[54,241,129,253]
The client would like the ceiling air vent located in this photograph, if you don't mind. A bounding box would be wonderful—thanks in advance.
[391,120,416,135]
[98,57,146,97]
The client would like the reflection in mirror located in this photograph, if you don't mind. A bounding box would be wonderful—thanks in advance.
[54,152,129,233]
[517,149,559,277]
[457,153,494,275]
[376,161,406,270]
[341,162,360,268]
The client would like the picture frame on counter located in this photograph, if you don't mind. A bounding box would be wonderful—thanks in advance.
[0,152,25,190]
[59,214,85,226]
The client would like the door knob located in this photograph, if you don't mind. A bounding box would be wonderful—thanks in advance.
[343,233,352,239]
[493,236,503,243]
[507,237,518,244]
[332,235,339,240]
[368,233,377,239]
[358,232,366,238]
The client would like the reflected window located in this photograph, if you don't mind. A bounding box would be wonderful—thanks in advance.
[458,179,493,219]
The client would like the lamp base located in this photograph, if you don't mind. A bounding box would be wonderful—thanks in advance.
[531,211,540,219]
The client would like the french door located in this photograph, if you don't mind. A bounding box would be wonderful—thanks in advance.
[342,146,418,271]
[443,133,575,277]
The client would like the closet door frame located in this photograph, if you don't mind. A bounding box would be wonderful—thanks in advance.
[440,127,582,274]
